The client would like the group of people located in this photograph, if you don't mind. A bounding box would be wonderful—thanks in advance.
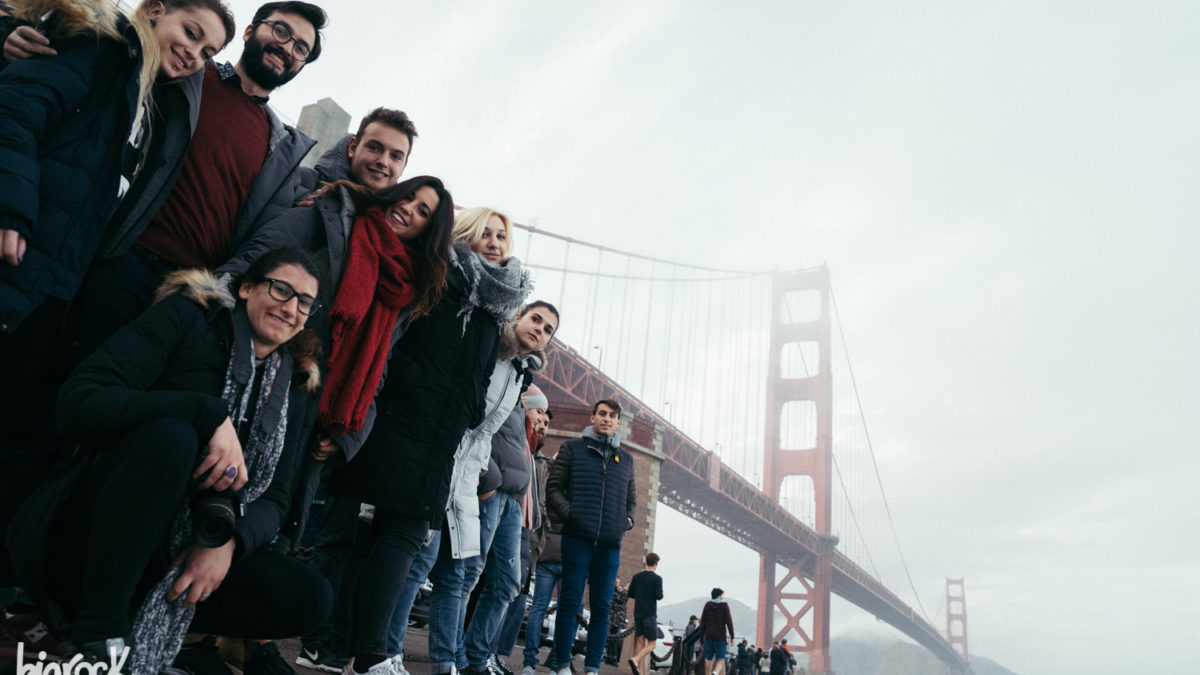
[0,0,644,674]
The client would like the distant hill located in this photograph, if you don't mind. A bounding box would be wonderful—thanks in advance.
[654,597,1018,675]
[830,635,1019,675]
[658,597,757,640]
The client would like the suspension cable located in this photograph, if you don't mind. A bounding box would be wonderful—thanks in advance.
[830,283,933,623]
[512,221,756,275]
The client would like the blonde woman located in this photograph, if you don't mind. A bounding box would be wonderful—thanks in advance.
[0,0,235,332]
[453,206,514,265]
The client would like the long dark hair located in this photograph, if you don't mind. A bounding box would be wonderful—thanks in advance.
[320,176,454,319]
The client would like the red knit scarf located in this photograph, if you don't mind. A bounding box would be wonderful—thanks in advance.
[318,206,419,434]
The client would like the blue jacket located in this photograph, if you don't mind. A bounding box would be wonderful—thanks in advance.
[0,22,145,332]
[546,426,636,548]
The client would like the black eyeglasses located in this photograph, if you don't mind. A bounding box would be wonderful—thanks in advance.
[258,19,312,61]
[260,278,320,315]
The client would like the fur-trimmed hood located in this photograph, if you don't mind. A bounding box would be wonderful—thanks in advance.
[153,268,235,310]
[8,0,128,42]
[152,269,321,391]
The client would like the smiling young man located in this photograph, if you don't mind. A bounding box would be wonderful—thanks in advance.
[297,107,418,199]
[545,397,637,675]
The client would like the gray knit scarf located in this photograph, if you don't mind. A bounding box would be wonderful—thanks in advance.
[126,309,291,674]
[449,241,532,335]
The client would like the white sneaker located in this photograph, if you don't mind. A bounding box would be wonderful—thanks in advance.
[521,666,536,675]
[343,657,405,675]
[389,655,410,675]
[555,667,571,675]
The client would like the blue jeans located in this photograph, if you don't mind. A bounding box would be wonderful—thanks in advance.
[553,535,621,671]
[421,494,503,672]
[491,528,532,656]
[385,528,441,655]
[464,493,523,668]
[522,561,561,668]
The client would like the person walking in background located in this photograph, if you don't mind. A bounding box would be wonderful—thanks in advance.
[545,398,636,675]
[684,615,700,663]
[736,640,751,675]
[780,639,796,675]
[626,552,663,675]
[698,588,734,675]
[768,642,785,675]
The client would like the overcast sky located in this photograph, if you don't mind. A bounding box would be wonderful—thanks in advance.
[218,1,1199,673]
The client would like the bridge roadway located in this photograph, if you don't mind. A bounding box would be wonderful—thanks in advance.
[538,343,969,673]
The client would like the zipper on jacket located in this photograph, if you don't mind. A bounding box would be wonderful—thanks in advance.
[595,445,609,546]
[482,362,516,431]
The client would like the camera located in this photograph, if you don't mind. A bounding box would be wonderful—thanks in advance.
[189,451,244,548]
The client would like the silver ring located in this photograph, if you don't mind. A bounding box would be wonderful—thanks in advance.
[224,465,238,479]
[200,593,210,599]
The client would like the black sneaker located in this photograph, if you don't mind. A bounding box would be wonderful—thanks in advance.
[490,656,515,675]
[296,643,348,674]
[244,642,296,675]
[172,636,234,675]
[461,665,492,675]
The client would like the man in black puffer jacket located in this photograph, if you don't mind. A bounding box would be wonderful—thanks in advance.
[545,398,636,675]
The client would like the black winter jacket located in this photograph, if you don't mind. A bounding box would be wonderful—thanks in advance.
[328,264,501,524]
[546,427,636,549]
[0,21,146,332]
[56,270,320,560]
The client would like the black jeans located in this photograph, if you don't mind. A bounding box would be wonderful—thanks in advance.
[47,417,333,642]
[301,465,363,652]
[348,508,429,656]
[191,550,333,639]
[48,417,197,642]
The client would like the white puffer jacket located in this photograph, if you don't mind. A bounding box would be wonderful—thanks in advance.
[443,348,542,558]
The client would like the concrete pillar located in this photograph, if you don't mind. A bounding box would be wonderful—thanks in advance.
[296,97,352,169]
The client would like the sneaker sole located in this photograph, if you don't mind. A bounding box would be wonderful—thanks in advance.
[296,656,344,673]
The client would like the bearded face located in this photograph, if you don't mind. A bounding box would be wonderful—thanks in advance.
[239,31,301,90]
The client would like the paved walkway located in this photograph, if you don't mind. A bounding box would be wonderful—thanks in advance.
[277,627,635,675]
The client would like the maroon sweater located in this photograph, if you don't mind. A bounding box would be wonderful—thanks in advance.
[138,63,269,268]
[699,599,734,641]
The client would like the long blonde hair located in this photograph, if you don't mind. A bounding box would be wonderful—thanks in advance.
[7,0,233,133]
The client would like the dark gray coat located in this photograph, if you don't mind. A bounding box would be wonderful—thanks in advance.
[100,63,315,260]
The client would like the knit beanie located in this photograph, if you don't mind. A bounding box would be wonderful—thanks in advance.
[522,384,548,411]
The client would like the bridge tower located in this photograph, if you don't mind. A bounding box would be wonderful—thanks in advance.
[756,266,836,674]
[945,578,969,667]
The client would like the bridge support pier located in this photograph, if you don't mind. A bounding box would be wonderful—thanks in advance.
[756,267,835,674]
